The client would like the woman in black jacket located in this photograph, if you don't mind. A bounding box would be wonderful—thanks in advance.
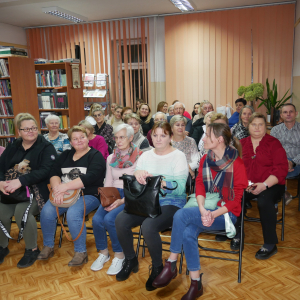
[0,113,57,268]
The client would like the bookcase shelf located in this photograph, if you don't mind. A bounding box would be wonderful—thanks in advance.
[0,76,10,80]
[0,135,16,138]
[0,97,12,99]
[39,109,69,112]
[0,116,14,119]
[37,86,67,90]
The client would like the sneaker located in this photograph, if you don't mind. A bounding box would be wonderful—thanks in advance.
[285,191,293,205]
[0,247,9,264]
[107,257,125,275]
[90,253,110,271]
[17,248,40,268]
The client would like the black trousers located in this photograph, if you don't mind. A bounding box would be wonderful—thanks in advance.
[115,205,180,267]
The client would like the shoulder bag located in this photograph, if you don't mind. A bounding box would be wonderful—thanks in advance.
[98,187,121,207]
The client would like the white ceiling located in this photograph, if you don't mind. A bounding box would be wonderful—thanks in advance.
[0,0,295,28]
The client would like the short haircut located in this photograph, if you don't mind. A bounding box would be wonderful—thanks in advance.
[235,98,247,106]
[168,105,174,112]
[68,125,88,140]
[170,115,187,127]
[151,121,172,137]
[157,101,168,112]
[124,113,141,124]
[210,113,228,125]
[239,105,255,123]
[114,123,134,138]
[16,113,38,130]
[153,112,167,120]
[92,106,105,115]
[121,106,133,117]
[78,120,95,134]
[204,111,216,124]
[248,112,267,126]
[200,101,214,114]
[174,101,185,109]
[45,114,60,125]
[280,103,297,113]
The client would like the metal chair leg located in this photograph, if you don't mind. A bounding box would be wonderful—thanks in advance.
[58,213,66,248]
[179,246,184,274]
[281,196,285,241]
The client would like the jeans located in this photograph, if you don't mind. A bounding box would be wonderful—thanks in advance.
[92,188,124,252]
[40,195,100,252]
[169,207,237,272]
[286,158,300,178]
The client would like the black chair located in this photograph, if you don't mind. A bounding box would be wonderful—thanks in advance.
[286,175,300,211]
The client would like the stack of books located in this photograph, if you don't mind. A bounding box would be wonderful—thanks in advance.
[0,99,13,116]
[0,80,11,97]
[35,69,67,87]
[0,47,27,57]
[49,58,80,63]
[38,91,68,109]
[34,58,49,64]
[0,59,9,77]
[0,119,14,136]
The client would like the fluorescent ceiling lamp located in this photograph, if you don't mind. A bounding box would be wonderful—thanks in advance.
[42,6,88,23]
[169,0,194,12]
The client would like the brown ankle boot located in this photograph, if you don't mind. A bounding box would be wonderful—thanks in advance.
[37,246,54,260]
[68,252,88,267]
[181,273,203,300]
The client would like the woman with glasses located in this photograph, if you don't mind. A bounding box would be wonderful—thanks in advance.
[124,113,152,152]
[91,124,141,275]
[43,114,71,154]
[0,113,57,269]
[147,112,167,147]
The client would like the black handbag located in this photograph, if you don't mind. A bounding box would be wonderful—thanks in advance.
[0,186,30,204]
[120,174,178,218]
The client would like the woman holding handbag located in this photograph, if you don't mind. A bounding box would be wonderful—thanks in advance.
[38,126,106,267]
[152,123,248,300]
[115,121,189,291]
[91,124,141,275]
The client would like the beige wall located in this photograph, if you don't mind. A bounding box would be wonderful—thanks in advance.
[0,22,27,48]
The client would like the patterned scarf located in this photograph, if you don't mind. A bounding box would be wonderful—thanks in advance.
[110,142,141,168]
[202,146,238,201]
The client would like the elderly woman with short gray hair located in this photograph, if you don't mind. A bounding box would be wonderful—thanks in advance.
[147,112,167,147]
[170,115,199,179]
[43,114,71,154]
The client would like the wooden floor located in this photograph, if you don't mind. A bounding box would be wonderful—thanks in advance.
[1,180,300,300]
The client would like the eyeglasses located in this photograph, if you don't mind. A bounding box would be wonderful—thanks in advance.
[155,118,165,122]
[20,127,38,132]
[93,113,103,118]
[128,122,140,127]
[113,136,128,141]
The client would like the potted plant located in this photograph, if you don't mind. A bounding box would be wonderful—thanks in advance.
[237,83,264,105]
[257,79,292,125]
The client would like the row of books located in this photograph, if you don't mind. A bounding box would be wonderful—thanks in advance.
[0,99,13,116]
[0,59,9,77]
[38,92,68,109]
[40,112,69,130]
[0,119,14,136]
[0,47,27,57]
[0,137,15,148]
[35,69,67,87]
[0,80,11,97]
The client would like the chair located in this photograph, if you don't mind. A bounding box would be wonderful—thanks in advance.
[286,175,300,211]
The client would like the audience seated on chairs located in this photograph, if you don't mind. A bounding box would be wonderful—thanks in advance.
[147,112,167,146]
[231,113,288,260]
[104,103,117,122]
[121,107,133,121]
[78,120,109,161]
[170,115,199,180]
[91,124,142,275]
[231,105,254,140]
[86,103,102,125]
[124,114,152,152]
[152,123,247,300]
[172,100,192,119]
[0,113,57,268]
[38,126,106,267]
[167,102,192,134]
[152,101,168,118]
[137,103,154,136]
[192,100,211,124]
[167,105,174,116]
[228,98,247,128]
[43,114,71,154]
[271,103,300,205]
[115,121,188,291]
[107,105,124,134]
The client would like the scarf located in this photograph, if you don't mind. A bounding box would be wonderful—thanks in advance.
[202,145,238,201]
[110,142,141,168]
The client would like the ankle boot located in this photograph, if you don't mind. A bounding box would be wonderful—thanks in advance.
[152,260,177,288]
[37,246,54,260]
[68,252,88,267]
[146,264,163,291]
[181,273,203,300]
[116,256,139,281]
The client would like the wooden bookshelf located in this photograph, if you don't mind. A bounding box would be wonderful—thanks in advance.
[35,62,84,127]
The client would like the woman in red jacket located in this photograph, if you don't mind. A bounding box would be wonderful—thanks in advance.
[152,123,248,300]
[230,113,288,260]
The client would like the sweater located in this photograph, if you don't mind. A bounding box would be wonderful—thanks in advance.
[94,122,114,148]
[140,116,154,136]
[43,132,71,154]
[228,111,239,128]
[89,135,109,160]
[196,155,248,217]
[133,131,152,152]
[135,149,189,208]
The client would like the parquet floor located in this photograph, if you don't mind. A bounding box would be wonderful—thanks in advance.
[1,180,300,300]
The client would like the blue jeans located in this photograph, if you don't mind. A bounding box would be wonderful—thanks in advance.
[286,158,300,178]
[40,195,100,252]
[169,207,237,272]
[92,188,124,252]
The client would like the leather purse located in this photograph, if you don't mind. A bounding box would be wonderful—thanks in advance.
[120,174,178,218]
[0,186,30,204]
[98,187,121,207]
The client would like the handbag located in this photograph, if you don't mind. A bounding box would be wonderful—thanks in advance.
[0,186,29,204]
[98,187,121,207]
[183,192,220,210]
[120,174,178,218]
[47,184,85,242]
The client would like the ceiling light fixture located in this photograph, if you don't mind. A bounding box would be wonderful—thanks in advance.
[42,6,88,23]
[169,0,194,12]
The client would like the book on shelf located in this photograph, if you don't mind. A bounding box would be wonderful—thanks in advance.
[0,118,14,136]
[34,58,49,64]
[0,137,15,147]
[0,99,13,116]
[0,59,9,77]
[38,90,68,109]
[35,69,67,87]
[49,58,80,63]
[0,80,11,97]
[39,112,69,130]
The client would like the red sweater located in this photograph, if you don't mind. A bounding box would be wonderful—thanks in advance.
[196,155,248,217]
[241,134,288,185]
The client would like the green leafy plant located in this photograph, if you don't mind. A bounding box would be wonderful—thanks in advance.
[237,83,264,102]
[257,79,292,115]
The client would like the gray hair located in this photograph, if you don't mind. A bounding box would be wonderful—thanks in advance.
[204,111,216,124]
[153,112,167,120]
[168,105,174,112]
[115,124,134,138]
[124,113,141,124]
[174,102,185,109]
[239,105,255,123]
[170,115,187,127]
[92,106,104,115]
[45,114,60,125]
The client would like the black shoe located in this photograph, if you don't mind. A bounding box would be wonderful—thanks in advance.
[255,246,278,260]
[116,256,139,281]
[17,248,40,268]
[230,238,240,250]
[146,264,163,291]
[0,247,9,264]
[215,235,227,241]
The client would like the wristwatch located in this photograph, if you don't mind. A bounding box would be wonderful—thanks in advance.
[263,182,269,189]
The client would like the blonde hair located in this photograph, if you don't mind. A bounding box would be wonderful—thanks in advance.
[124,113,142,124]
[88,103,102,117]
[15,113,38,130]
[210,113,228,125]
[204,111,216,124]
[67,126,88,140]
[78,120,95,134]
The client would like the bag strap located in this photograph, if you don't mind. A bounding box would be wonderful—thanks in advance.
[48,184,79,201]
[56,191,86,242]
[159,181,178,197]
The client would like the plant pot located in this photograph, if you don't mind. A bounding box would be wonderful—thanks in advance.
[267,115,271,123]
[271,107,280,126]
